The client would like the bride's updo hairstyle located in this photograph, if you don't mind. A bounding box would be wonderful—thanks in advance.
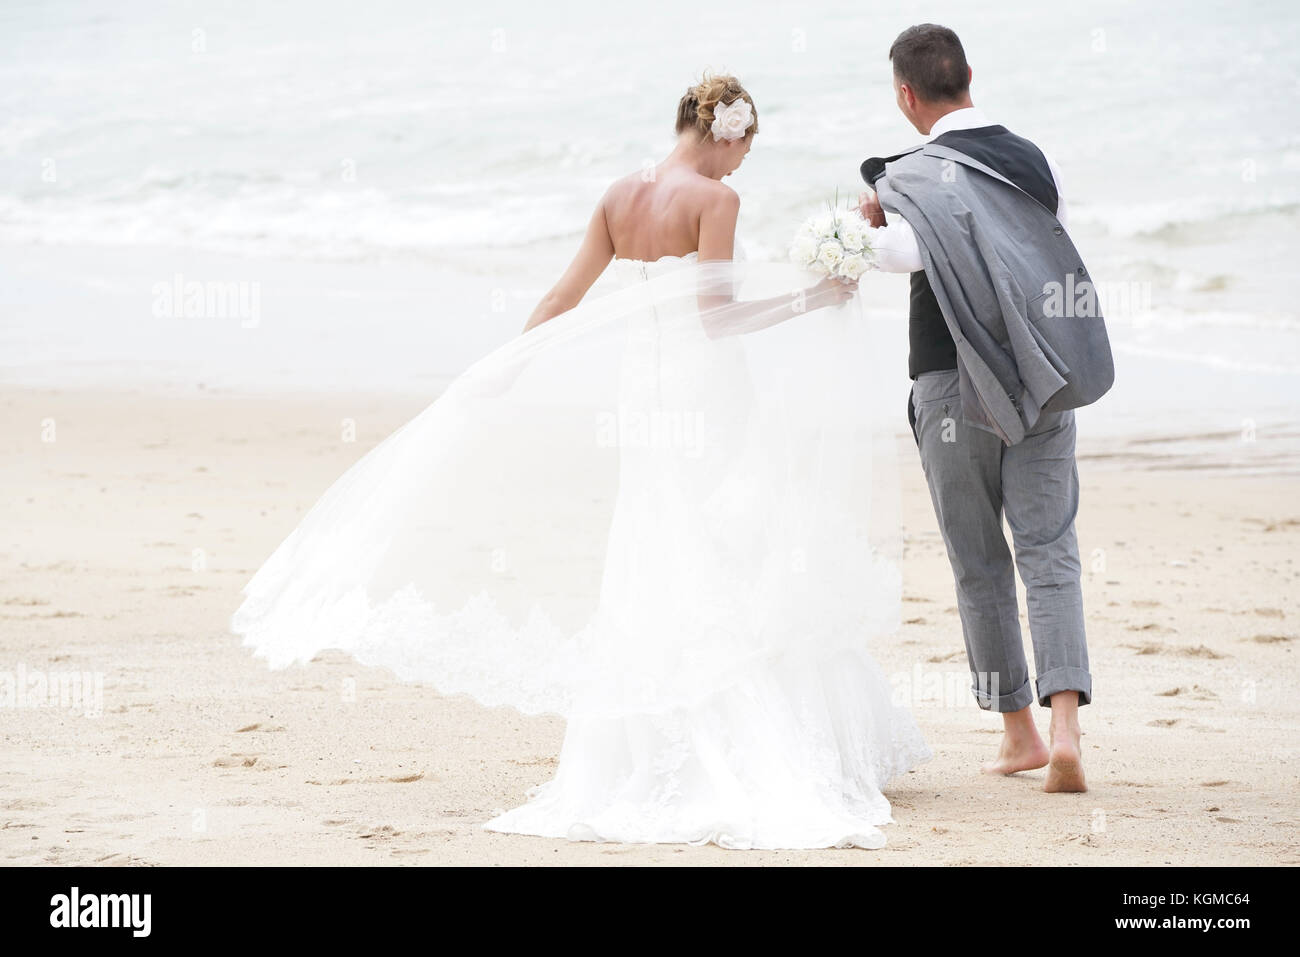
[675,73,758,141]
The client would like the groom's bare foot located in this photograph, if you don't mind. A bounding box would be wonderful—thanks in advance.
[981,735,1049,775]
[981,706,1048,775]
[1044,692,1087,792]
[1045,730,1087,792]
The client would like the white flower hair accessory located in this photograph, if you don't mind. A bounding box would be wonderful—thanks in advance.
[710,98,754,142]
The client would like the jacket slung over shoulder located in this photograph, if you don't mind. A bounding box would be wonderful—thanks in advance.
[864,144,1114,445]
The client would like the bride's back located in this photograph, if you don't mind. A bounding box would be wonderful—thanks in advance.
[603,165,732,263]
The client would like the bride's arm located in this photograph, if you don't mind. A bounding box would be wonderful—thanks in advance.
[695,188,856,338]
[522,196,615,333]
[698,276,857,339]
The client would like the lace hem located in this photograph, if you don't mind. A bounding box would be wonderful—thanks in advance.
[479,642,932,850]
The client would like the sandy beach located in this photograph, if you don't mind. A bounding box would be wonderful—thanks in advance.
[2,385,1296,866]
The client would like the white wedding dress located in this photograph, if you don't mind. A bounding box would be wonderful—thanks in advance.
[232,249,931,850]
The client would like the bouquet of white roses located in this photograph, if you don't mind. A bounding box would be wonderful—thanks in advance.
[789,200,876,280]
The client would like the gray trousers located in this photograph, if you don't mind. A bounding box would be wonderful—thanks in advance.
[909,369,1091,712]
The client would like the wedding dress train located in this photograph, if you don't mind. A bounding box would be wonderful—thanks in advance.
[232,251,930,849]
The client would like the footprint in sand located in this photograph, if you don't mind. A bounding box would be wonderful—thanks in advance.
[1124,642,1224,659]
[1127,622,1177,635]
[355,824,401,842]
[1258,518,1300,533]
[506,758,556,768]
[212,754,260,768]
[1060,833,1104,848]
[94,853,155,865]
[1,799,51,810]
[307,771,424,785]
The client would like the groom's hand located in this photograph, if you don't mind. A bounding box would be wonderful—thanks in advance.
[858,191,886,228]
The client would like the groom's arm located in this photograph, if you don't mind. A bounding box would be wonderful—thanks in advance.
[857,190,922,272]
[863,215,924,274]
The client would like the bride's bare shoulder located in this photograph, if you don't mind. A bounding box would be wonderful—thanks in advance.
[699,177,739,208]
[603,167,737,209]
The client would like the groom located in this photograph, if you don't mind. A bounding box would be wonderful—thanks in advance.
[858,24,1113,792]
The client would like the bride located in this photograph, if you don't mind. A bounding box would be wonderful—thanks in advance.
[232,74,931,850]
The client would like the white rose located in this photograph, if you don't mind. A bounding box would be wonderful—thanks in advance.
[811,212,836,237]
[710,99,754,141]
[790,235,819,267]
[857,227,877,256]
[808,258,830,276]
[839,253,870,280]
[838,220,865,252]
[816,241,844,271]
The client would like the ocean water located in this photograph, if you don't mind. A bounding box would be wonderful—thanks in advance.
[1,0,1298,447]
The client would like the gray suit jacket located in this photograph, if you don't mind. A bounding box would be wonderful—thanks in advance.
[867,143,1114,445]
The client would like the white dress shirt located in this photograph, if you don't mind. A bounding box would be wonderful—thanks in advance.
[869,106,1067,273]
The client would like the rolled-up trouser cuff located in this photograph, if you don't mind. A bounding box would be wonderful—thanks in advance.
[1035,667,1092,708]
[972,675,1036,713]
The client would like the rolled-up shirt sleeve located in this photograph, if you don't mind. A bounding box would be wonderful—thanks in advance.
[866,219,925,273]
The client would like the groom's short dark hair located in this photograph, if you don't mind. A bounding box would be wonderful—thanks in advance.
[889,24,970,103]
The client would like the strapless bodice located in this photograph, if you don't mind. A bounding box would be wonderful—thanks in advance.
[610,240,746,287]
[611,252,699,286]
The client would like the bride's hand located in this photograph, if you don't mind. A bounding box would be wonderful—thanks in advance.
[808,275,858,308]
